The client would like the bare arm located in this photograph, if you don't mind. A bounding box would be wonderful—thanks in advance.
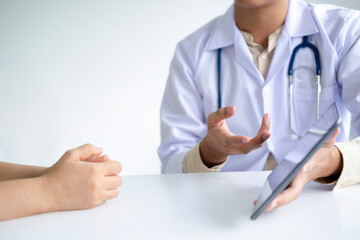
[0,162,48,181]
[0,144,122,221]
[0,177,50,220]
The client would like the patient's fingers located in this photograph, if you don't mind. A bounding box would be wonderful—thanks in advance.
[104,189,120,200]
[105,175,123,190]
[102,161,122,176]
[85,155,109,162]
[65,143,103,161]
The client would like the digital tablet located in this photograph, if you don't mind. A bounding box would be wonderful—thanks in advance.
[250,102,342,220]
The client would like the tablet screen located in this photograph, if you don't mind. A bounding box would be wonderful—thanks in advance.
[251,103,341,220]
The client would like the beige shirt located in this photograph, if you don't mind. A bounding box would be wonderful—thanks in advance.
[182,27,360,190]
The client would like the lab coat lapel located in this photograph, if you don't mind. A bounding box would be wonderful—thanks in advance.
[207,4,264,83]
[266,0,319,82]
[266,27,292,82]
[234,31,264,81]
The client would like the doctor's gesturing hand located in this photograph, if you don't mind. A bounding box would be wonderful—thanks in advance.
[200,106,271,168]
[264,128,343,212]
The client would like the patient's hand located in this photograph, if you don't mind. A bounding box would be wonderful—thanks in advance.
[42,144,122,211]
[261,128,342,212]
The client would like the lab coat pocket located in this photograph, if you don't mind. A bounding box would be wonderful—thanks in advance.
[292,84,340,136]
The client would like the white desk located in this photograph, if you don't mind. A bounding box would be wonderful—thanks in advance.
[0,172,359,239]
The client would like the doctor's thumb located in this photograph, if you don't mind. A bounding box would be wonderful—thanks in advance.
[323,127,340,147]
[259,113,271,131]
[208,106,236,127]
[252,114,271,144]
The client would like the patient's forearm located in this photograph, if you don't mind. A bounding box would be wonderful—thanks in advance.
[0,162,48,181]
[0,177,50,221]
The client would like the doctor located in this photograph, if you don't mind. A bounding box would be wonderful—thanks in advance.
[159,0,360,211]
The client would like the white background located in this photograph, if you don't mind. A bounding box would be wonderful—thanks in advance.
[0,0,359,175]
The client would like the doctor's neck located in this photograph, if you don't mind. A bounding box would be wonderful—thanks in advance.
[234,0,289,48]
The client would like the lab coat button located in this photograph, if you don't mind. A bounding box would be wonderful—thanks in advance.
[268,141,274,150]
[262,88,269,95]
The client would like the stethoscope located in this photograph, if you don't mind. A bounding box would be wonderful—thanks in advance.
[217,35,322,138]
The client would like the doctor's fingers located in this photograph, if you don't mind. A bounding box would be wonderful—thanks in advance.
[322,128,340,148]
[233,114,272,151]
[265,171,308,212]
[207,106,236,128]
[230,132,271,154]
[223,135,251,146]
[221,116,270,153]
[257,113,271,133]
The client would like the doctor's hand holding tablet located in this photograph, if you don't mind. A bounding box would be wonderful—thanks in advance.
[262,126,343,213]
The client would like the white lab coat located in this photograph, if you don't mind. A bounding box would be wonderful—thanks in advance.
[158,0,360,173]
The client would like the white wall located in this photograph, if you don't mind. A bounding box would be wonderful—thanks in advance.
[0,0,359,175]
[0,0,233,175]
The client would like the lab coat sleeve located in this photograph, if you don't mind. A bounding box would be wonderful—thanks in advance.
[337,14,360,136]
[331,14,360,189]
[158,40,208,173]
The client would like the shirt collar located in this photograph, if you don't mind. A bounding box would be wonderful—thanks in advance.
[240,26,283,53]
[207,0,318,51]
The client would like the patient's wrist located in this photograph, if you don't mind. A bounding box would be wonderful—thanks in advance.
[38,175,61,213]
